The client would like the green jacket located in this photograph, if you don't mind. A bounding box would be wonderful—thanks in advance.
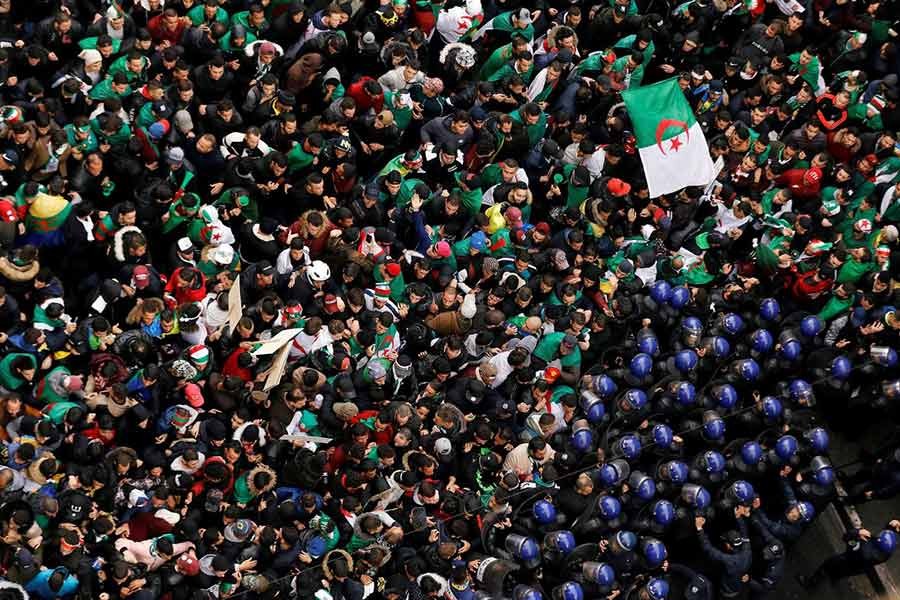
[0,353,37,392]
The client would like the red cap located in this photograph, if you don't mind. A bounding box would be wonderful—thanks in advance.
[323,294,340,314]
[132,265,151,288]
[506,206,523,225]
[607,178,631,197]
[184,383,204,408]
[535,222,551,236]
[385,262,402,277]
[177,554,200,576]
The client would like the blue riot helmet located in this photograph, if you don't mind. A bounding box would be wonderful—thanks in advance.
[779,339,802,361]
[703,450,726,474]
[741,441,763,466]
[810,456,835,486]
[571,419,594,452]
[513,586,543,600]
[652,500,675,527]
[875,530,898,554]
[700,336,730,360]
[552,582,583,600]
[652,424,674,448]
[800,315,823,338]
[597,495,622,521]
[599,459,631,487]
[730,480,756,504]
[620,389,648,412]
[675,381,696,406]
[669,286,690,309]
[774,435,799,462]
[615,531,638,551]
[505,535,541,568]
[630,353,654,379]
[681,317,703,346]
[674,349,699,373]
[789,379,814,404]
[582,562,616,588]
[722,313,745,336]
[701,411,726,441]
[681,484,711,509]
[580,390,606,423]
[871,346,898,368]
[734,358,760,382]
[804,427,829,453]
[533,500,557,525]
[593,375,618,397]
[646,578,670,600]
[642,538,667,568]
[629,472,657,501]
[831,356,852,380]
[637,330,660,356]
[616,434,642,460]
[713,384,738,410]
[761,396,783,421]
[751,329,774,353]
[545,531,576,555]
[794,501,815,523]
[663,460,689,484]
[650,281,673,304]
[760,298,780,322]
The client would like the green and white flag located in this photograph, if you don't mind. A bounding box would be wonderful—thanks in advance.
[623,78,716,198]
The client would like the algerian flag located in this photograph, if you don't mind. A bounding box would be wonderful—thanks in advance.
[623,78,716,198]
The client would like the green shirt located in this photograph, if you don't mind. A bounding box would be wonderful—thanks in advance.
[533,332,581,368]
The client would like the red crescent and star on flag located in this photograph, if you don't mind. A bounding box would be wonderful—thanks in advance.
[655,118,690,155]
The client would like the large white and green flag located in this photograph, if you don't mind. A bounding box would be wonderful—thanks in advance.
[623,78,716,197]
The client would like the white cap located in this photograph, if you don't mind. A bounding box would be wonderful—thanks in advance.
[177,237,193,252]
[78,49,103,65]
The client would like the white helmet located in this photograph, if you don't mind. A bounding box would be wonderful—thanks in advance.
[307,260,331,283]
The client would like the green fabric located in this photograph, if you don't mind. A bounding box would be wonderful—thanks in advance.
[817,294,854,322]
[37,367,72,405]
[45,401,81,425]
[88,78,132,101]
[837,258,874,283]
[533,332,581,367]
[188,4,229,25]
[480,43,514,80]
[0,353,37,391]
[509,108,547,146]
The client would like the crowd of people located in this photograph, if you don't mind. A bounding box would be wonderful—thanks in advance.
[0,0,899,598]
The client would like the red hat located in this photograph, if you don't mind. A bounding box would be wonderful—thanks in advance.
[535,222,551,236]
[607,178,631,197]
[132,265,151,289]
[177,553,200,576]
[385,262,402,277]
[434,241,452,258]
[184,383,204,408]
[64,375,84,392]
[323,294,340,314]
[506,206,523,225]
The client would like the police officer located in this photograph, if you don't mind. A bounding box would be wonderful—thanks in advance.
[797,520,900,588]
[694,507,752,599]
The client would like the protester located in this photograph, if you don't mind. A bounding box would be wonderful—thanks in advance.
[0,1,899,600]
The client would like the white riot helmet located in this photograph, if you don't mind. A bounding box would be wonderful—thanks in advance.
[307,260,331,283]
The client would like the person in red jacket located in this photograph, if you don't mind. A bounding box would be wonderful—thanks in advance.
[165,266,207,306]
[222,349,255,382]
[776,153,827,199]
[346,77,385,114]
[788,264,835,306]
[148,9,189,48]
